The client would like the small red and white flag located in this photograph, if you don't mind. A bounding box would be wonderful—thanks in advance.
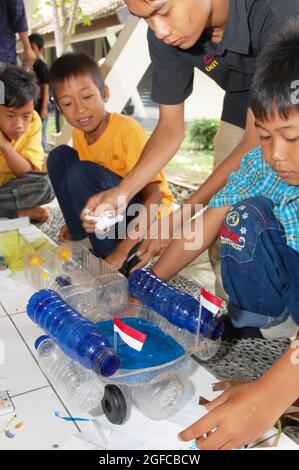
[200,288,223,316]
[114,317,147,352]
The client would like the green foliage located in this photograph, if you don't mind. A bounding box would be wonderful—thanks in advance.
[33,0,90,31]
[188,118,219,151]
[81,14,92,27]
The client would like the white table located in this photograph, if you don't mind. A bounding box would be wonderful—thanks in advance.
[0,225,297,450]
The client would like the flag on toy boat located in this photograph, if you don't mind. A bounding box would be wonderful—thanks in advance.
[114,317,147,352]
[200,288,223,316]
[197,288,225,340]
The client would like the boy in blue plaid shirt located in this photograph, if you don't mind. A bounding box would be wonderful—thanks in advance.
[144,19,299,450]
[151,19,299,340]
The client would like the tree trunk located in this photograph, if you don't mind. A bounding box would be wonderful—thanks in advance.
[50,0,80,57]
[50,0,63,57]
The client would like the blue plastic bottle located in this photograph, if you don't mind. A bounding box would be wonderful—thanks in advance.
[27,289,120,376]
[128,269,223,340]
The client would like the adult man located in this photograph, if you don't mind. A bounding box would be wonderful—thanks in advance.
[0,0,35,69]
[84,1,299,290]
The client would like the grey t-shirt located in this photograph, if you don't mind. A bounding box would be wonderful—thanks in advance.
[148,0,299,128]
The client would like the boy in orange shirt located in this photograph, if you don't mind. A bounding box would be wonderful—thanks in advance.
[47,53,173,265]
[0,65,53,222]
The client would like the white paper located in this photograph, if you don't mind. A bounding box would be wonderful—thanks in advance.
[61,434,105,450]
[168,398,208,429]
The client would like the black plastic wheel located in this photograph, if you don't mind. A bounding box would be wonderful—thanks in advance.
[101,384,127,425]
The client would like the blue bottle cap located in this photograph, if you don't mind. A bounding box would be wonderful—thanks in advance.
[34,335,50,351]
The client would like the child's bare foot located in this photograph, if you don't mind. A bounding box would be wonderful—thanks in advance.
[17,207,50,223]
[60,224,73,241]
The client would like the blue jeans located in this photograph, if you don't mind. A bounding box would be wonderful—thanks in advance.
[47,145,140,258]
[42,118,49,152]
[220,197,299,329]
[0,61,9,70]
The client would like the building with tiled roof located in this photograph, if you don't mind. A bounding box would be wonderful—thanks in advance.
[30,0,125,35]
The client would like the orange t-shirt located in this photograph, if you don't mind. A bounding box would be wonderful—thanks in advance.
[72,113,173,213]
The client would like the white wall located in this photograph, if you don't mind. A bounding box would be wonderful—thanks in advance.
[102,18,151,113]
[185,69,224,121]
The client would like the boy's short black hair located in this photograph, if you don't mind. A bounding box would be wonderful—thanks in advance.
[49,53,105,100]
[250,19,299,121]
[29,33,44,50]
[0,65,40,108]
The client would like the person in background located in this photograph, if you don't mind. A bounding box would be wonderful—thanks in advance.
[0,65,54,222]
[0,0,35,69]
[29,33,50,152]
[47,53,173,263]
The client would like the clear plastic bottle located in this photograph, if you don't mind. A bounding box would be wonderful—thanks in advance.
[27,289,120,377]
[24,253,53,289]
[35,335,104,413]
[128,269,223,340]
[132,376,185,420]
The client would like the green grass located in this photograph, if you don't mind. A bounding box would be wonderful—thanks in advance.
[164,132,213,187]
[165,148,213,187]
[145,129,213,187]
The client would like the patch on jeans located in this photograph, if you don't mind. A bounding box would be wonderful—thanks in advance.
[220,198,282,263]
[225,210,241,227]
[219,224,246,251]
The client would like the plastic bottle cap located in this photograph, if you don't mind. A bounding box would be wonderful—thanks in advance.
[29,255,43,267]
[34,335,50,351]
[41,271,49,280]
[57,247,72,262]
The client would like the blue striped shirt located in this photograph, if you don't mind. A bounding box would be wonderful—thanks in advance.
[209,146,299,253]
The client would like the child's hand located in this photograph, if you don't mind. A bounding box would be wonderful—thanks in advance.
[105,249,128,270]
[128,295,141,305]
[59,224,73,242]
[178,379,284,450]
[131,218,173,272]
[0,130,10,151]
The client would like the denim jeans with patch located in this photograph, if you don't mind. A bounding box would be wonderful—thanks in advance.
[220,196,299,329]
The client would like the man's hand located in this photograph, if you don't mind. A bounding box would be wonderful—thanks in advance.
[40,108,48,121]
[178,379,284,450]
[81,188,128,232]
[23,46,36,69]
